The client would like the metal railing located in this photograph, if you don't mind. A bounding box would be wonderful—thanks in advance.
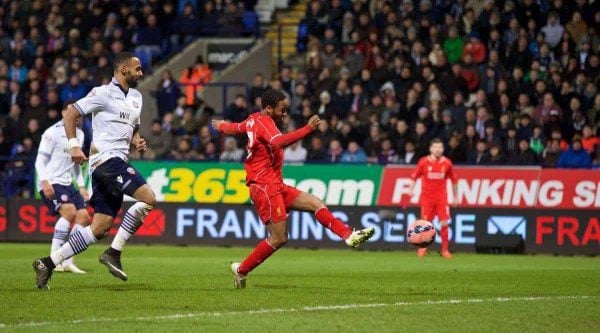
[274,22,303,71]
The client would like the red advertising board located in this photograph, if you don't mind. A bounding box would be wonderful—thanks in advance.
[6,199,166,242]
[378,166,600,210]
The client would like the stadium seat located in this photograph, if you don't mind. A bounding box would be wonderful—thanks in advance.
[243,11,260,37]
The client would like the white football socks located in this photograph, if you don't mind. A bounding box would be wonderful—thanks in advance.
[62,224,85,267]
[50,226,97,266]
[50,217,70,257]
[110,202,152,251]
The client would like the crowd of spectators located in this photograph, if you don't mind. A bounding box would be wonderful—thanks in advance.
[0,0,257,197]
[156,0,600,169]
[271,0,599,168]
[2,0,600,196]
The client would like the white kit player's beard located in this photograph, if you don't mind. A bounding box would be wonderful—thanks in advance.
[125,75,139,88]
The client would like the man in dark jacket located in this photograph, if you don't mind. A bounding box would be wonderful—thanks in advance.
[146,120,173,159]
[223,94,249,123]
[510,139,538,165]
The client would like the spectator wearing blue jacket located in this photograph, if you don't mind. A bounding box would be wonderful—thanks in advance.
[8,58,27,83]
[341,141,367,163]
[171,4,200,50]
[152,70,181,118]
[557,136,592,169]
[60,75,87,104]
[134,14,163,70]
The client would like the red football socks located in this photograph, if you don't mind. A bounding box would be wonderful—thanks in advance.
[238,239,278,276]
[315,208,353,239]
[441,225,449,252]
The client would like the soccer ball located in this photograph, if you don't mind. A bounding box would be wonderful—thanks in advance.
[407,220,436,247]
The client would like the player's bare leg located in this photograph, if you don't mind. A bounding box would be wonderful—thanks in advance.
[439,220,452,258]
[100,184,156,281]
[291,192,374,247]
[231,220,287,288]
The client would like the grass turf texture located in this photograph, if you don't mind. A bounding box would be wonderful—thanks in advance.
[0,244,598,332]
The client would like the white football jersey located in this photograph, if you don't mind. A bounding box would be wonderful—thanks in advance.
[74,77,142,172]
[35,121,85,191]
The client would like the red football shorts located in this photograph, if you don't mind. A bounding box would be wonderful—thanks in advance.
[420,198,450,221]
[249,183,301,224]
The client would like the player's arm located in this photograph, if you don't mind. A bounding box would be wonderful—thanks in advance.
[447,163,459,206]
[269,115,320,149]
[131,125,147,152]
[35,134,55,199]
[71,130,89,201]
[408,160,424,196]
[451,183,458,206]
[68,87,105,164]
[64,104,87,164]
[212,119,247,135]
[71,163,89,202]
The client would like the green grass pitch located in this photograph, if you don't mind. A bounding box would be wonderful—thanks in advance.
[0,243,598,332]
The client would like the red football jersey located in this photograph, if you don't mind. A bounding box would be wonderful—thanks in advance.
[239,112,284,184]
[411,156,457,202]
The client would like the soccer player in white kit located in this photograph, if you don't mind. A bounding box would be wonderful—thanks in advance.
[35,113,90,274]
[33,52,157,289]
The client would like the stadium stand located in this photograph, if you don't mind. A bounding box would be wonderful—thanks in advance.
[259,0,600,167]
[0,0,259,197]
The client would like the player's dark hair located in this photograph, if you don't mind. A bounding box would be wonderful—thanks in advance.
[430,138,443,147]
[113,52,136,71]
[261,89,286,109]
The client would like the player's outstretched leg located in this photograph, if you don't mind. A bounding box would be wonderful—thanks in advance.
[292,192,374,247]
[100,202,151,281]
[59,224,86,273]
[100,185,155,281]
[33,213,113,289]
[231,221,287,288]
[440,221,452,259]
[33,223,99,289]
[316,207,375,247]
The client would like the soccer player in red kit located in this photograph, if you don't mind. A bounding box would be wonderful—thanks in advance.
[409,138,458,258]
[212,89,374,288]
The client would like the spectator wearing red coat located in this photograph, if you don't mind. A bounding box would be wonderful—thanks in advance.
[460,53,480,92]
[462,33,486,64]
[581,125,600,154]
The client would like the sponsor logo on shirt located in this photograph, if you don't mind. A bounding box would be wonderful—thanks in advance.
[426,172,446,179]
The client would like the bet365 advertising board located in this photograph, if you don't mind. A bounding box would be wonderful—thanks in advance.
[3,163,599,255]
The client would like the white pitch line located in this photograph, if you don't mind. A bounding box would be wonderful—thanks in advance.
[0,295,594,329]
